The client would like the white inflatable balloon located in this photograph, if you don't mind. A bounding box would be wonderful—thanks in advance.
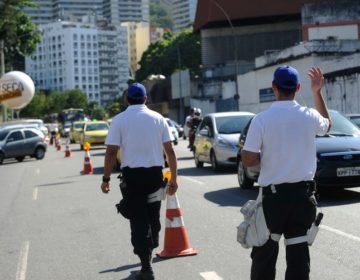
[0,71,35,109]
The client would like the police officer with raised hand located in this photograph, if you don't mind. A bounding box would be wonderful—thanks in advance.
[101,83,178,280]
[241,66,331,280]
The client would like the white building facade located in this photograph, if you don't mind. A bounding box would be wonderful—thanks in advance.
[103,0,150,26]
[24,0,104,25]
[25,21,128,105]
[172,0,197,32]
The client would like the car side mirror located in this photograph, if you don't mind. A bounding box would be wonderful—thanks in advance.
[199,128,209,137]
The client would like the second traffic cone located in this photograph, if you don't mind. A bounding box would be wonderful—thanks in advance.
[65,144,72,157]
[157,194,197,258]
[82,149,93,174]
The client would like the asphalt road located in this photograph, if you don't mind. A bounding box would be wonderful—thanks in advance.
[1,139,360,280]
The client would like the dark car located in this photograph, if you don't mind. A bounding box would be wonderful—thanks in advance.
[0,126,47,164]
[237,110,360,190]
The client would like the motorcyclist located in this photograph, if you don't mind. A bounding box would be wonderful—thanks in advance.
[189,108,203,151]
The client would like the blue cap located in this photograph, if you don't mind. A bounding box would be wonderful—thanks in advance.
[273,65,300,91]
[127,83,147,99]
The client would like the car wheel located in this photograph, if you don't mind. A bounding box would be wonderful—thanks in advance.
[0,152,4,164]
[194,150,204,168]
[210,150,219,171]
[34,147,45,160]
[183,135,186,140]
[173,140,178,145]
[16,156,25,162]
[70,138,75,144]
[80,144,84,150]
[237,161,254,189]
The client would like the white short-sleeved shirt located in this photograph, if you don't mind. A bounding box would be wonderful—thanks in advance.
[105,104,172,168]
[243,100,329,186]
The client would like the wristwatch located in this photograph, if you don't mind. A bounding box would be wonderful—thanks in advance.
[102,176,110,183]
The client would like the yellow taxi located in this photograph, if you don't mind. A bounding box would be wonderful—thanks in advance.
[79,121,109,150]
[70,121,85,143]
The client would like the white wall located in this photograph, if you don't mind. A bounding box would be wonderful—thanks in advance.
[309,25,358,40]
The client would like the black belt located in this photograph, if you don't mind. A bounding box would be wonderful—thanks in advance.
[262,180,316,195]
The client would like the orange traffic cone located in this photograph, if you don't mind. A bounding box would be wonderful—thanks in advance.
[65,144,72,157]
[156,193,197,258]
[82,150,93,174]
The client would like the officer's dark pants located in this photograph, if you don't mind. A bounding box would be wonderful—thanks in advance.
[250,182,316,280]
[122,167,163,257]
[130,200,161,256]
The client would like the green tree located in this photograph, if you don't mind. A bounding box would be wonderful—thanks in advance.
[0,0,41,71]
[63,89,88,109]
[19,91,46,118]
[45,91,67,115]
[150,1,173,30]
[86,101,105,120]
[135,30,201,82]
[105,101,122,118]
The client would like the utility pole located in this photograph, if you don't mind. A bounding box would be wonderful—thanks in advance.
[0,39,7,123]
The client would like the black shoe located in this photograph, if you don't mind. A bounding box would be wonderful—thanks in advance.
[135,270,155,280]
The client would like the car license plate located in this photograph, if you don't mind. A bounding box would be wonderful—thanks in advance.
[337,167,360,177]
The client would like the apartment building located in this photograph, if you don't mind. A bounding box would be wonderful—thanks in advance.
[122,22,168,77]
[25,21,128,105]
[25,0,149,26]
[24,0,103,25]
[172,0,197,32]
[103,0,150,26]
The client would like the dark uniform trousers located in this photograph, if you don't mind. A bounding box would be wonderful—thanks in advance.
[121,166,163,257]
[251,181,317,280]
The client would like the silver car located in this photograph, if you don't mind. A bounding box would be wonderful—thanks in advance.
[0,126,47,164]
[193,111,255,171]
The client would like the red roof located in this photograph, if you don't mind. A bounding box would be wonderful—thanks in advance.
[193,0,326,31]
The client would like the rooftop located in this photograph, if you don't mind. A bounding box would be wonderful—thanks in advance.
[193,0,326,31]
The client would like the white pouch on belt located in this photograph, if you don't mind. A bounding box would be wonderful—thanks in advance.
[237,188,270,248]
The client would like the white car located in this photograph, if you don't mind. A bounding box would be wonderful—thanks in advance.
[193,111,255,171]
[165,118,179,145]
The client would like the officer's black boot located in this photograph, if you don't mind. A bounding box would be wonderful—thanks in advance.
[136,252,154,280]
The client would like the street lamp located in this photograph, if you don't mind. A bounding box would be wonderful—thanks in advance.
[209,0,240,110]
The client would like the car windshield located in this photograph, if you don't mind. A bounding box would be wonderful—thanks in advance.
[321,111,360,137]
[216,115,254,134]
[74,123,84,129]
[0,130,9,141]
[166,119,174,127]
[85,123,109,131]
[348,116,360,128]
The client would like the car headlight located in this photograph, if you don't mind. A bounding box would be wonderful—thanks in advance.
[216,137,233,149]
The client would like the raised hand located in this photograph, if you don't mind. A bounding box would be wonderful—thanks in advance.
[308,67,324,94]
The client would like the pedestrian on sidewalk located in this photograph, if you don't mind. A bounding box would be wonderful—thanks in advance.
[241,66,331,280]
[100,83,178,280]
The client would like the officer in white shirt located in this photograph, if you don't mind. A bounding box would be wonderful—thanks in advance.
[242,66,331,280]
[101,83,178,280]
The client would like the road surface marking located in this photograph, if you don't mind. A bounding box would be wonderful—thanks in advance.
[321,225,360,243]
[181,176,205,185]
[32,188,38,201]
[16,241,30,280]
[200,271,223,280]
